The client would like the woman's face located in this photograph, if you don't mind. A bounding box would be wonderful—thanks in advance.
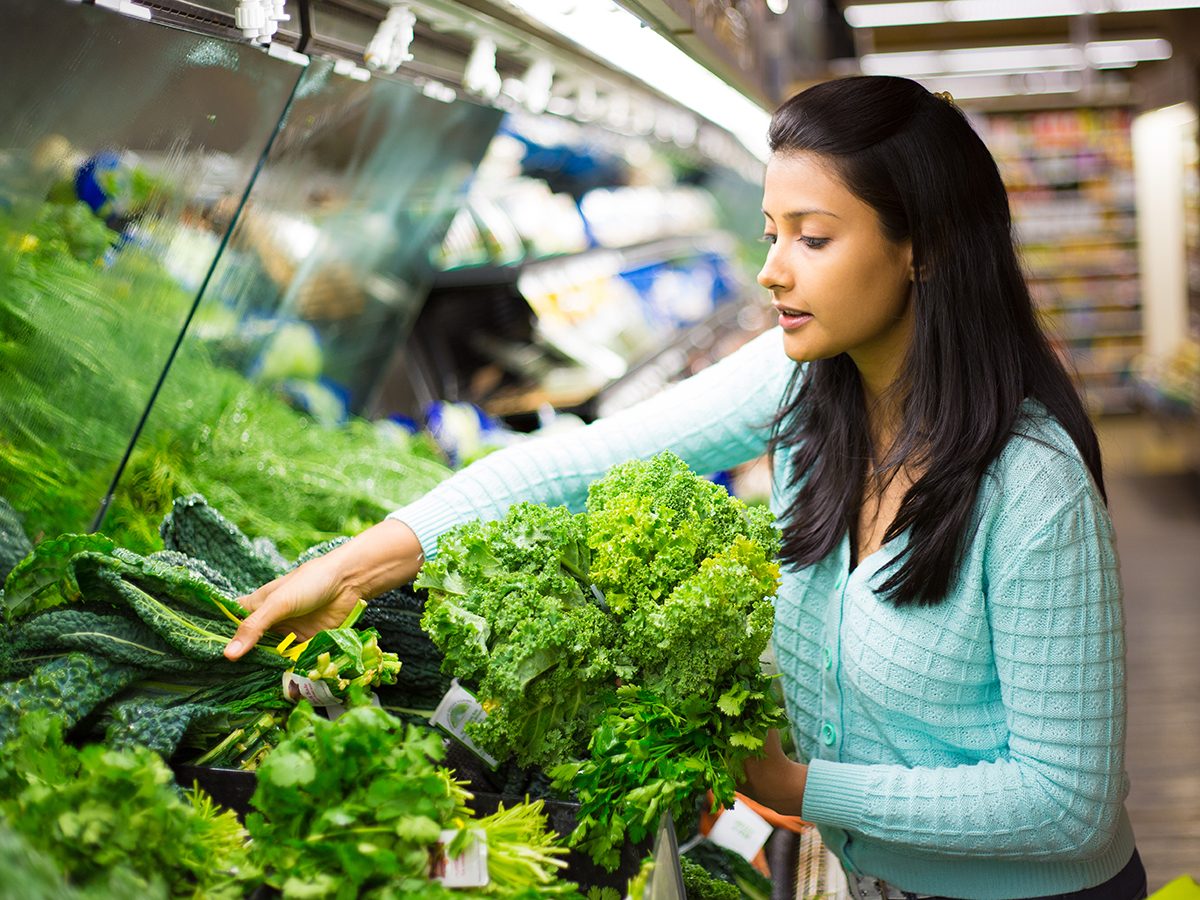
[758,151,915,387]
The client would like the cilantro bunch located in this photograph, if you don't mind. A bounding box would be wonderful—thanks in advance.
[247,702,472,898]
[246,700,581,899]
[417,452,788,868]
[0,714,251,899]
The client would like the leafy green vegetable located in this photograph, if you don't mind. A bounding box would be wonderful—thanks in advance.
[247,702,474,898]
[0,818,160,900]
[0,531,400,762]
[0,199,451,556]
[0,497,32,582]
[418,452,786,870]
[0,714,252,899]
[159,494,287,595]
[418,503,622,769]
[550,681,784,872]
[446,801,574,897]
[0,653,142,745]
[683,841,772,900]
[679,856,739,900]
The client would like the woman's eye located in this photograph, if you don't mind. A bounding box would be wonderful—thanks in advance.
[761,233,777,245]
[801,236,830,249]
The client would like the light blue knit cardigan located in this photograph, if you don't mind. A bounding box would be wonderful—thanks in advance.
[390,327,1134,899]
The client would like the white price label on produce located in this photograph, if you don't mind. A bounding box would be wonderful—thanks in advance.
[283,672,339,707]
[434,829,489,888]
[706,801,773,862]
[430,679,499,767]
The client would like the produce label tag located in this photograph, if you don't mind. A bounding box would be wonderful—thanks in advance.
[282,671,340,708]
[706,801,773,862]
[433,828,489,888]
[430,680,498,768]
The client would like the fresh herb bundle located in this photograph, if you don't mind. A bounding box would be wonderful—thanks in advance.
[0,714,252,899]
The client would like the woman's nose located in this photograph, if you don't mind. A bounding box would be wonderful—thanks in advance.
[757,248,789,292]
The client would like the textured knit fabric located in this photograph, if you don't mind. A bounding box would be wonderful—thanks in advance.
[389,326,1133,899]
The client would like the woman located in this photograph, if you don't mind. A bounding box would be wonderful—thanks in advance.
[224,76,1144,899]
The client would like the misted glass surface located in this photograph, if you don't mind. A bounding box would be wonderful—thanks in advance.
[100,59,502,555]
[0,1,301,539]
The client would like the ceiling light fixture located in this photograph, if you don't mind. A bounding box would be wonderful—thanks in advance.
[861,37,1171,76]
[502,0,770,159]
[920,68,1086,99]
[844,0,1200,28]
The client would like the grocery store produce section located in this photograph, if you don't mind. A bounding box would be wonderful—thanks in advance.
[0,2,798,897]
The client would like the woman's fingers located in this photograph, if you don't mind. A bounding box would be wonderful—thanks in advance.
[223,599,288,660]
[223,560,348,659]
[238,572,290,613]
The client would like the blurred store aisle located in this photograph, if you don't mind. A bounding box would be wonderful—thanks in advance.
[1099,415,1200,890]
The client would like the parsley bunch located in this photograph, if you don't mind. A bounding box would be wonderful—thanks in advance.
[550,679,783,871]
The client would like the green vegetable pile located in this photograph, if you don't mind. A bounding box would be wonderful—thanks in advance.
[0,524,399,764]
[417,451,787,869]
[0,199,451,557]
[247,700,578,899]
[0,713,251,899]
[0,698,609,899]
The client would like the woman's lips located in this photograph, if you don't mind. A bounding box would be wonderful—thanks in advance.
[777,309,813,330]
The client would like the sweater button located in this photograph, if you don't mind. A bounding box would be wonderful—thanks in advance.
[822,646,833,670]
[820,721,837,746]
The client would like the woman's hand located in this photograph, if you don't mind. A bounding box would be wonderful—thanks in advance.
[223,518,424,660]
[736,729,809,817]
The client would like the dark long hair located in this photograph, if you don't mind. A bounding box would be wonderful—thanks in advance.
[766,75,1104,606]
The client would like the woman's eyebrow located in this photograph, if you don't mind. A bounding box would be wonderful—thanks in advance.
[762,208,841,221]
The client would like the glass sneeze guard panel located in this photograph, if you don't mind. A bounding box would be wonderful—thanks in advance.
[0,0,301,541]
[99,59,502,556]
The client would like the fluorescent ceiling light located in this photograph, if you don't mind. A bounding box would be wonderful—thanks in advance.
[1112,0,1200,9]
[920,69,1085,99]
[845,0,1200,27]
[502,0,770,160]
[1087,37,1171,66]
[862,43,1085,76]
[845,1,945,26]
[862,38,1171,76]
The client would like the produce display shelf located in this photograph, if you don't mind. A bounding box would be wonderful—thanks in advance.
[1037,303,1142,314]
[482,299,745,418]
[172,758,655,894]
[433,231,730,289]
[1021,240,1138,252]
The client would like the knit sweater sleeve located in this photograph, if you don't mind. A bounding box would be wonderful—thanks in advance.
[388,326,795,558]
[802,456,1127,860]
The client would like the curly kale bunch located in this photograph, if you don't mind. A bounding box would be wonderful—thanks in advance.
[586,452,780,702]
[418,453,782,772]
[418,503,622,770]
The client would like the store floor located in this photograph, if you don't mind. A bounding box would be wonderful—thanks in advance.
[1098,414,1200,890]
